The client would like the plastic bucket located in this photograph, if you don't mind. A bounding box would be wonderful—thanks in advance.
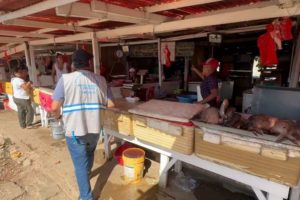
[122,148,145,183]
[113,143,135,166]
[49,119,65,140]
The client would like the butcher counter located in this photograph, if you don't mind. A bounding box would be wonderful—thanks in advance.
[103,98,300,200]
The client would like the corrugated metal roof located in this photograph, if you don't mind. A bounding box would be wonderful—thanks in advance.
[0,0,43,12]
[0,0,281,46]
[0,0,271,34]
[0,24,39,32]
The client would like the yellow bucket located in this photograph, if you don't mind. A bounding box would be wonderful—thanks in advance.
[122,148,145,183]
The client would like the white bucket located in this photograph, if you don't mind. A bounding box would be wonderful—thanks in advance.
[49,119,65,140]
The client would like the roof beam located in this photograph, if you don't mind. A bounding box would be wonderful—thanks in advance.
[146,0,223,13]
[0,30,53,39]
[35,28,58,34]
[76,18,109,26]
[0,18,105,50]
[0,36,30,43]
[185,0,275,19]
[91,0,168,24]
[56,2,167,24]
[29,32,92,46]
[96,25,154,41]
[32,19,107,34]
[0,0,79,23]
[97,2,299,39]
[154,1,296,33]
[25,1,300,46]
[3,19,93,33]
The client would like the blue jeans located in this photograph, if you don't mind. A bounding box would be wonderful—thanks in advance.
[66,134,100,200]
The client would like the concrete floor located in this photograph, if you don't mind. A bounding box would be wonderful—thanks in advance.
[0,110,256,200]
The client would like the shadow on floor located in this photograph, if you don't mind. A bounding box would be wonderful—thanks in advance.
[92,159,117,199]
[136,185,159,200]
[143,158,152,177]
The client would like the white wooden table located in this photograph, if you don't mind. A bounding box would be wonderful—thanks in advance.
[104,128,300,200]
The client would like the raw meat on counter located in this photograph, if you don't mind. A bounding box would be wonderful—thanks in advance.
[246,115,300,145]
[198,99,244,128]
[195,99,300,145]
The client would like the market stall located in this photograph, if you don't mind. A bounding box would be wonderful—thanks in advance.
[102,98,300,200]
[1,1,300,200]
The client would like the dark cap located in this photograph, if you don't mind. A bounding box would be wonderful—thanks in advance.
[14,63,27,73]
[72,48,93,69]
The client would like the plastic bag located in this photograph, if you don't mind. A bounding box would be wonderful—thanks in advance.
[174,172,199,192]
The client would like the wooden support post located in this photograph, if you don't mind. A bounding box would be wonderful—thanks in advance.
[91,32,100,74]
[28,45,38,86]
[184,57,189,91]
[158,39,162,87]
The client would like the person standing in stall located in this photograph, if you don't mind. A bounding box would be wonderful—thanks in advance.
[11,65,34,129]
[192,58,219,107]
[51,53,69,85]
[51,49,114,200]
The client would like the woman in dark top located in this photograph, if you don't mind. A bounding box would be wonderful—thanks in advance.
[192,58,219,107]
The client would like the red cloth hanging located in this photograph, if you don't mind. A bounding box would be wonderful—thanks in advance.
[163,45,171,67]
[257,32,278,67]
[280,17,293,41]
[63,54,69,63]
[4,51,11,61]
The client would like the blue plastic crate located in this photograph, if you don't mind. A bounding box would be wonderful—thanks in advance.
[176,95,197,103]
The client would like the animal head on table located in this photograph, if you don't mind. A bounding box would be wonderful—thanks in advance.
[271,120,300,145]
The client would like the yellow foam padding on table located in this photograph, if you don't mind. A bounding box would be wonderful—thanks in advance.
[4,82,13,95]
[32,88,40,105]
[103,109,133,136]
[195,132,300,187]
[132,115,194,155]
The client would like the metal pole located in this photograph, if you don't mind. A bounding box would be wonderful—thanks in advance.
[24,42,31,68]
[184,57,189,91]
[28,45,38,86]
[289,29,300,87]
[158,38,162,87]
[91,32,100,74]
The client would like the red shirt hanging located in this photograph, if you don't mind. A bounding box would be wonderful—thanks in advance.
[163,45,171,68]
[280,17,293,41]
[257,32,278,67]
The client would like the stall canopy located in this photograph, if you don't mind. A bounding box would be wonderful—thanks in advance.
[0,0,299,58]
